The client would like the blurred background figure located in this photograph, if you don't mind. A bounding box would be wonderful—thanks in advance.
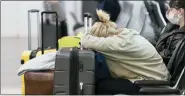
[43,0,68,37]
[72,0,121,35]
[43,0,66,24]
[96,0,121,22]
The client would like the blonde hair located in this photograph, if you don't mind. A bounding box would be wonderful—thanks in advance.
[89,9,120,37]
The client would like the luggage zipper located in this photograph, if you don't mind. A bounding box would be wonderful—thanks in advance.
[69,48,79,95]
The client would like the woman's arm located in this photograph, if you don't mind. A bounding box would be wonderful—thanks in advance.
[81,28,139,52]
[81,34,123,52]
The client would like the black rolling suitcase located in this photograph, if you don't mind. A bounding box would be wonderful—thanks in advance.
[21,11,60,65]
[42,19,68,49]
[53,13,95,95]
[41,12,61,49]
[21,10,60,65]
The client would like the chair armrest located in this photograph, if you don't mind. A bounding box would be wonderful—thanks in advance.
[134,80,170,86]
[139,87,180,95]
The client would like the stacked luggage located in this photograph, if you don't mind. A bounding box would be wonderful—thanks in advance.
[21,9,82,65]
[21,12,95,95]
[21,10,59,94]
[20,9,79,94]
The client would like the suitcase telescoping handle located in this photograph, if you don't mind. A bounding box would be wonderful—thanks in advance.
[84,13,89,34]
[41,11,59,54]
[80,13,92,50]
[88,14,92,31]
[83,12,92,34]
[28,9,40,50]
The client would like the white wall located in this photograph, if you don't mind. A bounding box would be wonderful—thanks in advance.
[1,1,81,38]
[1,1,44,38]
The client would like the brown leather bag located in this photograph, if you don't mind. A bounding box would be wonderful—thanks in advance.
[24,71,54,95]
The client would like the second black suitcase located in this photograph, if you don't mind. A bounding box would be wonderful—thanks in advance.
[53,13,95,95]
[53,48,95,95]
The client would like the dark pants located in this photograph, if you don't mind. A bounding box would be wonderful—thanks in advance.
[95,77,140,95]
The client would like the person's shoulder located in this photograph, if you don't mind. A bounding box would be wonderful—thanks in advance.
[117,28,140,38]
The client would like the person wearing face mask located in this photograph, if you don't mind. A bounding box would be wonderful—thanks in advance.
[156,0,185,64]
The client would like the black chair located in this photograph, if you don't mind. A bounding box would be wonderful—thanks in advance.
[151,1,167,30]
[134,37,185,95]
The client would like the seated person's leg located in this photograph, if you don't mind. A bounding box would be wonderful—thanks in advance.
[96,77,140,95]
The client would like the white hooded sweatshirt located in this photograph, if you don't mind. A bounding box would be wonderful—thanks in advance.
[81,28,171,82]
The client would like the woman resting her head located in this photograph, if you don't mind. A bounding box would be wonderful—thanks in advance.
[81,9,171,82]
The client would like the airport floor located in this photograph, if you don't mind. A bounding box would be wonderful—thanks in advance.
[1,37,38,94]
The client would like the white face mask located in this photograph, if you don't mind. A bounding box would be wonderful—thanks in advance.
[166,10,182,25]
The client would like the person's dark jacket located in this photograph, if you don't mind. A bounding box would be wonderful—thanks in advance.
[97,0,121,22]
[156,25,185,64]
